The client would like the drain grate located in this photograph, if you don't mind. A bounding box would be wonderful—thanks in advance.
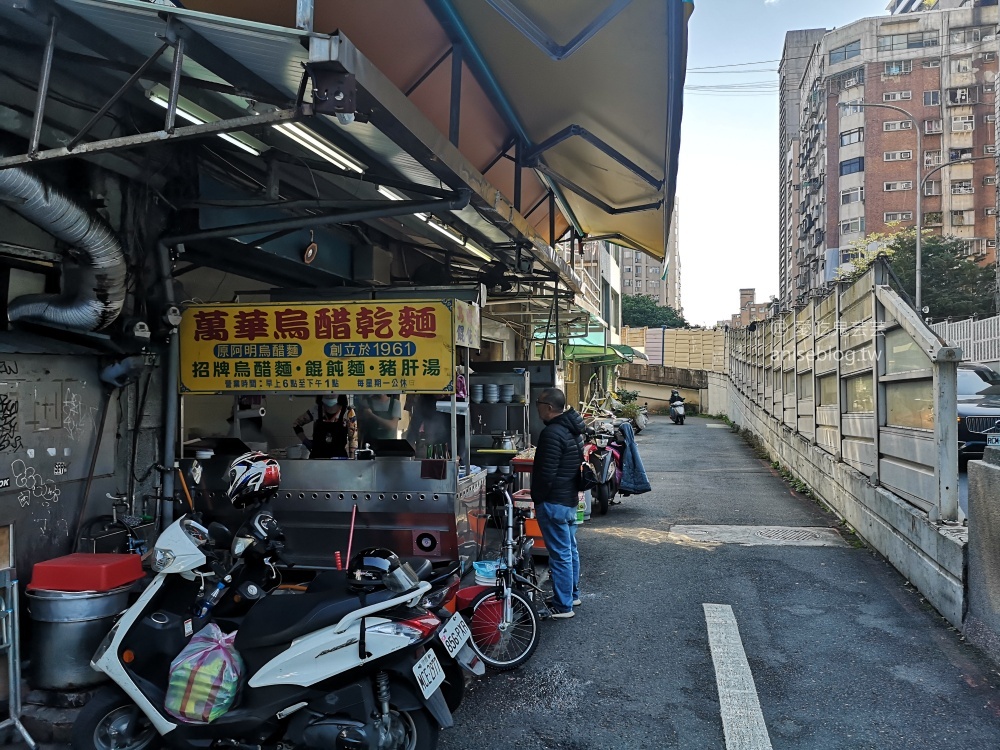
[755,527,820,542]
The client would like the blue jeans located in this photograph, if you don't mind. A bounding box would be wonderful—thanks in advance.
[535,502,580,613]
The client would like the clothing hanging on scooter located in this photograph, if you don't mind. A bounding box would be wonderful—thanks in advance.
[617,421,651,494]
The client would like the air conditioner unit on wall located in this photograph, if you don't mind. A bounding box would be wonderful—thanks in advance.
[844,78,859,89]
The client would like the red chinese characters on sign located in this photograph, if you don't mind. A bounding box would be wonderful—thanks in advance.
[193,310,229,341]
[274,308,309,340]
[314,307,351,339]
[356,306,393,340]
[233,309,269,340]
[398,306,437,339]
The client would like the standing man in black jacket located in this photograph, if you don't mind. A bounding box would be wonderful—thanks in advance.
[531,387,586,619]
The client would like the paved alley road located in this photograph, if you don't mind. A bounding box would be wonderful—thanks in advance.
[439,416,1000,750]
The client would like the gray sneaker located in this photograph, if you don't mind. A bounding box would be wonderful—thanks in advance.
[550,610,575,619]
[572,598,582,606]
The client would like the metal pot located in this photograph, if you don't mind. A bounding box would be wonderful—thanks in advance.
[492,432,515,451]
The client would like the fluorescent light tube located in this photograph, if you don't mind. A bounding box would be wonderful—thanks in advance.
[273,122,365,173]
[377,185,405,200]
[147,93,261,156]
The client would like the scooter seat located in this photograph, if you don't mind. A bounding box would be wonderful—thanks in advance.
[234,587,399,650]
[305,558,434,595]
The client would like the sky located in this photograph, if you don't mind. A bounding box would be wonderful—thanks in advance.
[679,0,890,326]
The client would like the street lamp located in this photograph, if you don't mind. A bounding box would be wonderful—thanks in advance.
[837,102,922,307]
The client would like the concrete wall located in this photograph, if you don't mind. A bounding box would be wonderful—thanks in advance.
[723,375,966,627]
[966,449,1000,663]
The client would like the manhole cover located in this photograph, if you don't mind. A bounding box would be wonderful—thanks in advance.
[755,527,820,542]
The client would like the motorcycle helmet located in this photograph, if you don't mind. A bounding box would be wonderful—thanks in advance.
[226,452,281,508]
[347,548,420,593]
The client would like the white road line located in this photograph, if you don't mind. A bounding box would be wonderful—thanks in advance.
[703,604,774,750]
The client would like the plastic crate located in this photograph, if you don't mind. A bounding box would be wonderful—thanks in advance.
[28,553,144,592]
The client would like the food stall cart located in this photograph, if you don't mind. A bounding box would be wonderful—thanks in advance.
[176,298,486,570]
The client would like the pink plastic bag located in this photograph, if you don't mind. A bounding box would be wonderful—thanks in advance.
[164,623,243,724]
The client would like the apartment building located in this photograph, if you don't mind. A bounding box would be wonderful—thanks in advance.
[779,2,999,308]
[730,288,772,328]
[890,0,999,15]
[620,203,682,311]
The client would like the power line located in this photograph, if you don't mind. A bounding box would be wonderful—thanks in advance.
[687,34,996,73]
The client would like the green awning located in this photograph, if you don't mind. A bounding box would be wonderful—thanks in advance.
[563,344,630,364]
[611,345,649,362]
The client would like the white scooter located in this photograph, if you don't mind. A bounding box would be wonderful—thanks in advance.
[670,399,686,425]
[75,513,463,750]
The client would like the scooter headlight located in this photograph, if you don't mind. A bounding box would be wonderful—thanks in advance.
[595,435,609,448]
[151,548,176,572]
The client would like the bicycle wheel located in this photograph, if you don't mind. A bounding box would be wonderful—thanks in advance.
[466,587,540,671]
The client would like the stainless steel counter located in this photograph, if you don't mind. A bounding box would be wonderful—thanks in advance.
[185,456,486,569]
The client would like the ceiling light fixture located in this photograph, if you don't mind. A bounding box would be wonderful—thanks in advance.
[273,122,365,173]
[378,184,491,261]
[147,93,261,156]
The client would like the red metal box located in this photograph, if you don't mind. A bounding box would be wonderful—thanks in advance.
[28,553,144,592]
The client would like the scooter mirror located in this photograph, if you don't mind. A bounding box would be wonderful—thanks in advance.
[232,535,255,557]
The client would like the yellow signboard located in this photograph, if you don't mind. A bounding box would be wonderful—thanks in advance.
[179,301,455,394]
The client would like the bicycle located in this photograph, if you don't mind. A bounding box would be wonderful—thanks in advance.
[465,474,542,671]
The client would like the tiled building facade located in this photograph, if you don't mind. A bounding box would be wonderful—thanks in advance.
[780,2,999,308]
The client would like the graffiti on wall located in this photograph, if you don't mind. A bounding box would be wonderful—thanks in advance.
[12,459,61,508]
[0,393,23,453]
[63,387,96,441]
[0,360,18,375]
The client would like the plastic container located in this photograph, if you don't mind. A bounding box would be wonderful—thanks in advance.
[28,553,144,593]
[473,559,500,586]
[27,584,134,689]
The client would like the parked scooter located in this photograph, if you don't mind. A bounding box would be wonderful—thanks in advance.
[669,391,686,425]
[585,425,623,515]
[75,453,462,750]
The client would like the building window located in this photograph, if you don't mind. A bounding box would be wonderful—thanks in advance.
[878,32,937,51]
[623,266,631,272]
[952,58,973,74]
[948,87,978,105]
[950,147,974,160]
[841,217,866,234]
[924,90,941,106]
[925,150,943,166]
[624,280,631,287]
[924,119,943,134]
[884,60,913,75]
[985,176,997,186]
[883,91,912,102]
[986,207,998,216]
[829,40,861,64]
[884,181,913,191]
[842,186,865,204]
[841,99,864,116]
[884,120,913,131]
[635,267,643,276]
[952,115,975,132]
[884,150,912,161]
[922,59,941,68]
[951,180,974,195]
[840,127,864,146]
[950,27,984,44]
[951,210,975,225]
[924,180,942,196]
[884,212,914,222]
[839,157,865,175]
[985,145,997,155]
[924,211,943,225]
[986,83,996,93]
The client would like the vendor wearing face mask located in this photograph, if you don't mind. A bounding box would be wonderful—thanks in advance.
[292,394,358,459]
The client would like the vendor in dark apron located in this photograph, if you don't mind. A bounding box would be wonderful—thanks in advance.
[292,395,358,459]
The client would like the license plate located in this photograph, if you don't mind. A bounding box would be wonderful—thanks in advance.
[413,648,445,699]
[988,434,1000,446]
[438,614,471,658]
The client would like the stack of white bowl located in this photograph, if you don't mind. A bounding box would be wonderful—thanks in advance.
[484,383,500,403]
[499,384,515,403]
[470,383,484,403]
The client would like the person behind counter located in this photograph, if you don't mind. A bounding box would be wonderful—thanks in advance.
[292,394,358,459]
[357,393,402,443]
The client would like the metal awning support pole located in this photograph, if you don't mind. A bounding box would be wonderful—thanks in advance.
[67,42,171,151]
[165,37,185,134]
[513,138,522,212]
[296,0,314,32]
[158,242,179,528]
[548,191,556,248]
[449,41,462,147]
[29,15,59,156]
[554,277,560,368]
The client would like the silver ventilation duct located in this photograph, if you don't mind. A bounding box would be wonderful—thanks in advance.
[0,162,126,331]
